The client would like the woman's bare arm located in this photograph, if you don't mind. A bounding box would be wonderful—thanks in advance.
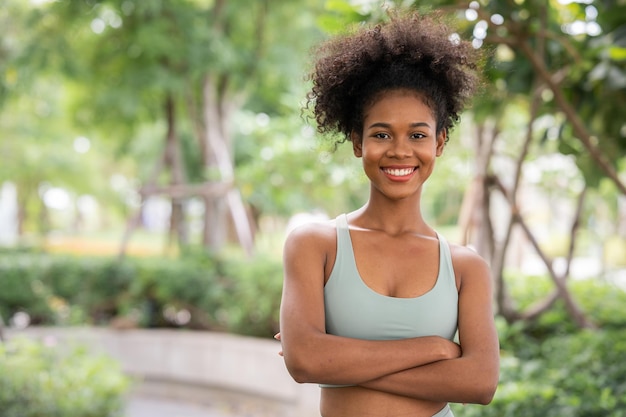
[279,223,461,386]
[358,246,500,404]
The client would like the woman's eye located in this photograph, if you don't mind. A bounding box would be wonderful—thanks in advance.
[374,132,390,139]
[411,133,426,140]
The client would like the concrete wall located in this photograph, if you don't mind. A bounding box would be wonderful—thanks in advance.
[7,327,320,417]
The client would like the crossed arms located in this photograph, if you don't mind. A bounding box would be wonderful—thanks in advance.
[278,224,500,405]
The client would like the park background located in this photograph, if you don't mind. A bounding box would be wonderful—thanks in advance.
[1,0,625,416]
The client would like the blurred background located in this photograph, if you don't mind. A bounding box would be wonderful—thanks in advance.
[0,0,625,416]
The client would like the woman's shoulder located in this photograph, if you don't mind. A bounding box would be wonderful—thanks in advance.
[446,241,491,282]
[284,217,337,252]
[447,241,485,262]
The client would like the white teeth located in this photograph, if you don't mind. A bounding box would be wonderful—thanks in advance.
[383,168,414,176]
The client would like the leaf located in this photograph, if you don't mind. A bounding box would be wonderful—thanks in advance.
[609,45,626,61]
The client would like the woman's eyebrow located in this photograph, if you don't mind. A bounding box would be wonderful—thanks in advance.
[367,121,432,129]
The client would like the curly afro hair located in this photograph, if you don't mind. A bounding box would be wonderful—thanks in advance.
[306,11,482,145]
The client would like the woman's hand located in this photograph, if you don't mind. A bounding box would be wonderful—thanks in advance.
[274,332,284,356]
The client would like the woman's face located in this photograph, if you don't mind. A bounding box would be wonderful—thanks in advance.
[352,89,446,201]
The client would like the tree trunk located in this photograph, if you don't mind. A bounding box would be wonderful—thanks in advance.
[38,194,50,236]
[514,210,596,328]
[457,121,518,317]
[518,187,595,327]
[492,81,542,321]
[458,7,597,327]
[163,94,188,249]
[461,92,595,328]
[202,74,230,250]
[458,122,497,256]
[16,194,26,237]
[201,75,254,256]
[0,313,5,343]
[192,0,270,256]
[119,121,169,259]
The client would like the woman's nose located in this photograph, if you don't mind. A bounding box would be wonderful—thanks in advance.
[387,138,412,157]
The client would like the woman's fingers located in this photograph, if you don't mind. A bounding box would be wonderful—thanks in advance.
[274,332,283,356]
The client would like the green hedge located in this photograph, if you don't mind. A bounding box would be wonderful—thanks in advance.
[449,274,626,417]
[0,250,283,337]
[452,326,626,417]
[0,337,129,417]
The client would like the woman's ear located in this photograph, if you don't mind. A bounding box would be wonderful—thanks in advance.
[436,129,447,157]
[351,131,363,157]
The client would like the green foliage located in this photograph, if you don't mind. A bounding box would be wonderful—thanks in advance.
[448,274,626,416]
[0,337,130,417]
[0,255,52,324]
[503,272,626,338]
[219,252,283,337]
[47,257,135,324]
[234,109,368,216]
[453,277,626,417]
[125,250,283,335]
[0,254,132,326]
[469,0,625,185]
[571,279,626,330]
[1,0,328,245]
[452,328,626,417]
[0,251,284,337]
[126,251,226,329]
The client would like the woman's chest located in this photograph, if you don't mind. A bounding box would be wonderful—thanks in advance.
[351,233,440,298]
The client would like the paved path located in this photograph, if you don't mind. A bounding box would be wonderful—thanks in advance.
[126,396,233,417]
[125,393,285,417]
[123,377,294,417]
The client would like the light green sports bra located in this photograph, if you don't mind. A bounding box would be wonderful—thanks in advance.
[321,214,458,387]
[324,213,458,340]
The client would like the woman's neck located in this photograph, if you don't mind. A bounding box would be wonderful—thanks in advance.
[350,194,431,237]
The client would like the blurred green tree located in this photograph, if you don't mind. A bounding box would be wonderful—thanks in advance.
[441,0,625,327]
[0,1,118,239]
[315,0,625,328]
[1,0,325,254]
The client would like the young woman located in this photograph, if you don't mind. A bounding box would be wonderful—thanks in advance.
[278,11,500,417]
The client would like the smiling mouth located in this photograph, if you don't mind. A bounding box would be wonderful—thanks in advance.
[382,167,416,177]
